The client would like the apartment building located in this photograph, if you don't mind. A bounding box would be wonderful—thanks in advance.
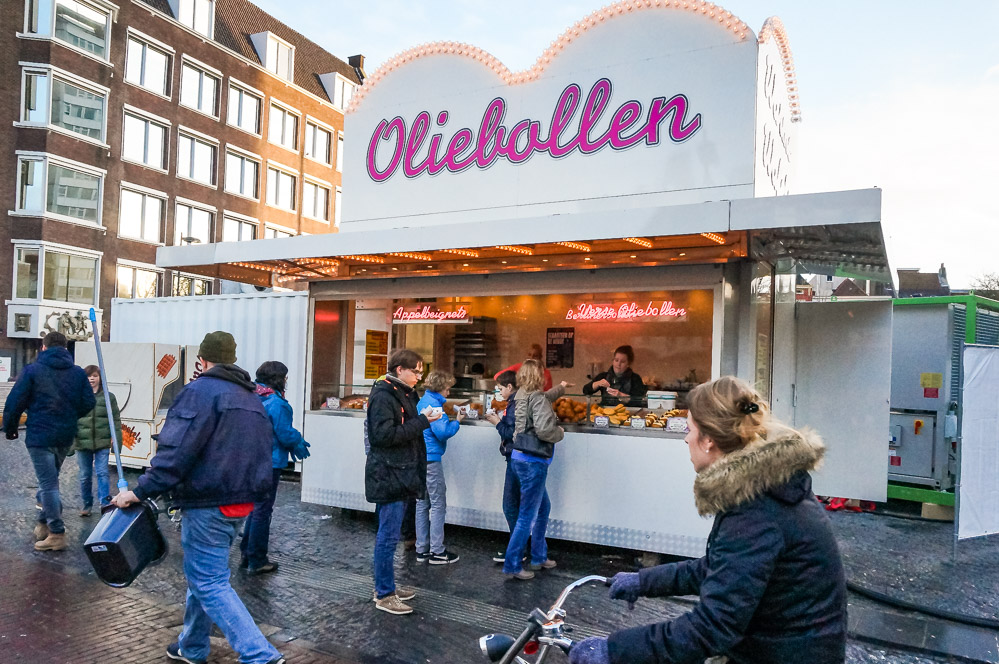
[1,0,363,371]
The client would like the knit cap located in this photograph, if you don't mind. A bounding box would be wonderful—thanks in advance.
[198,331,237,364]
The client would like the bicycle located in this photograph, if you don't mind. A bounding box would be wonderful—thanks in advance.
[478,575,608,664]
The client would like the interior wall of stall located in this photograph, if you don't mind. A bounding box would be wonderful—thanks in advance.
[391,290,714,390]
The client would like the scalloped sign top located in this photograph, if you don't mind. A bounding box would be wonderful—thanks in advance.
[342,1,798,230]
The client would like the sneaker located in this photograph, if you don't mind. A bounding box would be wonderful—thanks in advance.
[79,508,91,517]
[415,550,430,563]
[375,594,414,615]
[372,586,417,602]
[528,559,557,571]
[166,642,206,664]
[247,561,278,576]
[429,550,460,565]
[264,658,286,664]
[507,569,535,580]
[34,532,67,551]
[33,523,50,541]
[35,502,42,511]
[492,551,506,564]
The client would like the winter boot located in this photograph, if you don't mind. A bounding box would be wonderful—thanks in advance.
[33,523,50,541]
[34,532,68,551]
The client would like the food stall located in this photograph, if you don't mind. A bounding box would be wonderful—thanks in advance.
[155,3,894,556]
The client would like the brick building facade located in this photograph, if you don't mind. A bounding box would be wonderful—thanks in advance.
[0,0,363,374]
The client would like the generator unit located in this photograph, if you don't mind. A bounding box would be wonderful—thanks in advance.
[889,296,999,491]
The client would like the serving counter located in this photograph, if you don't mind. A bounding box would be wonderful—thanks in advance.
[301,409,712,557]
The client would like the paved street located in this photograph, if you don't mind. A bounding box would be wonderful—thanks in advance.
[0,439,990,663]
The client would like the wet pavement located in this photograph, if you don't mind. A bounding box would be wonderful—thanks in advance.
[0,438,994,663]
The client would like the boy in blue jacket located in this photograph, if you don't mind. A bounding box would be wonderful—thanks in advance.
[415,371,464,564]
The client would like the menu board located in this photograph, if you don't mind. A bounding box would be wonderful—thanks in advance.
[365,330,389,355]
[546,328,575,369]
[364,330,389,379]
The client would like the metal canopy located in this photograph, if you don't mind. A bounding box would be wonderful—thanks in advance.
[155,188,886,286]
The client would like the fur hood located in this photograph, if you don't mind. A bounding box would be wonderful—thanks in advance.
[693,425,825,516]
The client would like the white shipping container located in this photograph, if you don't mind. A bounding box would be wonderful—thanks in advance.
[110,292,310,431]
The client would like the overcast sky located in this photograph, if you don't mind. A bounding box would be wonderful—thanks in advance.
[253,0,998,288]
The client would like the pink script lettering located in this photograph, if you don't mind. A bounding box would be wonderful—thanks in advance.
[366,78,701,182]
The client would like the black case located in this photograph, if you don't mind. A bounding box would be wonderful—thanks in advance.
[83,500,168,587]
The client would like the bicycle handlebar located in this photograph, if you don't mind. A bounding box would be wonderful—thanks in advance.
[547,575,608,618]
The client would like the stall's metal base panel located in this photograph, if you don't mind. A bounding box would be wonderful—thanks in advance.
[302,486,707,558]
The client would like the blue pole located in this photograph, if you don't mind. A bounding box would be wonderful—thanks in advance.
[89,308,128,491]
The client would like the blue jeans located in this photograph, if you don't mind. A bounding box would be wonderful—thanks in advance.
[374,500,406,599]
[177,507,281,664]
[28,446,70,534]
[76,448,111,509]
[502,460,551,573]
[415,461,446,555]
[239,468,282,568]
[502,458,520,533]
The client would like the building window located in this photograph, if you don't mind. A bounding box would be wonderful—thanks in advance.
[263,227,293,239]
[266,166,296,211]
[305,121,332,164]
[16,155,102,224]
[175,0,214,37]
[227,84,260,134]
[334,187,342,226]
[303,180,330,221]
[15,248,40,299]
[265,35,294,81]
[175,202,213,245]
[172,273,211,296]
[119,187,164,243]
[224,150,259,199]
[336,133,344,172]
[44,251,98,304]
[268,103,298,151]
[178,131,218,186]
[116,264,160,299]
[21,68,107,142]
[179,62,219,117]
[333,77,355,110]
[222,215,256,242]
[125,36,170,96]
[25,0,112,61]
[122,111,168,170]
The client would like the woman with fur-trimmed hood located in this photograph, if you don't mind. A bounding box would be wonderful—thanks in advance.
[571,376,847,664]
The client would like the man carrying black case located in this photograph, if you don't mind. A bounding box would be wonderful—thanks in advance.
[112,331,285,664]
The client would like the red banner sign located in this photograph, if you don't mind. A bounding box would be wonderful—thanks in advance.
[393,305,470,324]
[565,301,687,322]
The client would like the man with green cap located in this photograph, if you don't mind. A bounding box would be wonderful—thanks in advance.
[112,331,284,664]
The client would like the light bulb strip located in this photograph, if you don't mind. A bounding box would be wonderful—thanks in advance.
[555,241,591,252]
[340,254,386,264]
[623,237,654,248]
[700,232,727,245]
[231,262,289,274]
[348,1,750,114]
[438,248,480,258]
[388,252,434,261]
[493,245,534,255]
[757,16,801,121]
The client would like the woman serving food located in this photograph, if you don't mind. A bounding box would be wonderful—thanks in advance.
[582,345,647,407]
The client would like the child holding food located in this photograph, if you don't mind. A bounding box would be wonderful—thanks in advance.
[415,371,464,564]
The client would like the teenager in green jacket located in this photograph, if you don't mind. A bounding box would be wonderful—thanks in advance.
[73,365,122,516]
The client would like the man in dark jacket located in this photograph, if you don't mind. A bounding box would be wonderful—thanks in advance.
[2,331,95,551]
[112,331,285,664]
[365,348,441,615]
